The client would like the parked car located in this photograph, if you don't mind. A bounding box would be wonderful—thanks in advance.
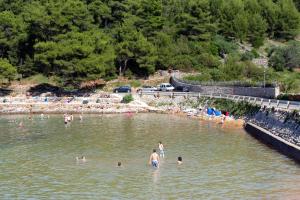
[113,86,131,93]
[137,85,158,93]
[159,83,175,91]
[175,86,189,92]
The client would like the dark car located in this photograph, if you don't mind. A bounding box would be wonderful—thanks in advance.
[113,86,131,93]
[176,86,189,92]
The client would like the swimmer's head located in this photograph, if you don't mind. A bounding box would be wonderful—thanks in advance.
[153,149,156,153]
[178,156,182,162]
[117,162,121,167]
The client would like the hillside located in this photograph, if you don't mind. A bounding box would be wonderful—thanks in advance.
[0,0,299,92]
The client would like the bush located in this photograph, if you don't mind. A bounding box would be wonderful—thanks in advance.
[241,49,259,61]
[269,41,300,71]
[241,51,255,61]
[251,49,260,58]
[122,94,134,103]
[212,35,237,57]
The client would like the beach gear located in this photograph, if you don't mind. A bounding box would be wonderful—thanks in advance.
[213,110,222,116]
[207,108,213,115]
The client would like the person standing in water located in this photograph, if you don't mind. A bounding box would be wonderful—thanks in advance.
[177,156,183,165]
[64,115,68,125]
[149,149,160,168]
[158,141,165,158]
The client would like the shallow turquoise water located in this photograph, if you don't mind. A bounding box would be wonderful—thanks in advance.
[0,114,299,199]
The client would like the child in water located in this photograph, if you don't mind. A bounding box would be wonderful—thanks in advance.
[158,141,165,158]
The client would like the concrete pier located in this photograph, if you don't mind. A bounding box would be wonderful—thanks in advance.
[245,122,300,163]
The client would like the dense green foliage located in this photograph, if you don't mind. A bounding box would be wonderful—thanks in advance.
[184,58,267,83]
[122,94,134,103]
[0,58,17,82]
[268,41,300,71]
[207,99,260,117]
[0,0,299,86]
[181,97,260,117]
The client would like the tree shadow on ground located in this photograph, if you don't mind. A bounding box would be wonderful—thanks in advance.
[27,83,64,96]
[0,88,12,97]
[27,82,105,97]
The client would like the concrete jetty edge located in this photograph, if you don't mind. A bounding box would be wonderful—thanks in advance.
[245,122,300,163]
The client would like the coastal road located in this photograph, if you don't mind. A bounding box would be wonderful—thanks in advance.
[138,91,300,111]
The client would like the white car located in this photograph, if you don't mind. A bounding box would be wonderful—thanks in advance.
[159,83,175,91]
[137,85,158,92]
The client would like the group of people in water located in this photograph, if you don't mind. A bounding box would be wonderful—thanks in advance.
[64,113,74,124]
[148,141,182,168]
[75,141,183,168]
[63,113,83,125]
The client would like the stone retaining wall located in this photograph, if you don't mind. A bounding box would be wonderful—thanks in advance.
[245,122,300,163]
[170,76,280,98]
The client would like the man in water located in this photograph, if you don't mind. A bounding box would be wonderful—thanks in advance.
[149,149,160,168]
[64,116,68,125]
[177,156,183,165]
[158,141,165,158]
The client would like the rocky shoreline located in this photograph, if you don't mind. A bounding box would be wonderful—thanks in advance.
[0,94,165,115]
[248,110,300,147]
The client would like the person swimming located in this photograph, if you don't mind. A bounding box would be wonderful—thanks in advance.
[149,149,160,168]
[76,156,86,162]
[117,162,122,167]
[177,156,183,165]
[158,141,165,158]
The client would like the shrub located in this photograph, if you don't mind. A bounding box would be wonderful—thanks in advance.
[122,94,134,103]
[241,51,255,61]
[212,35,237,57]
[269,41,300,71]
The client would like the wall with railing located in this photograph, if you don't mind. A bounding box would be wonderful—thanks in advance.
[170,76,280,99]
[138,91,300,111]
